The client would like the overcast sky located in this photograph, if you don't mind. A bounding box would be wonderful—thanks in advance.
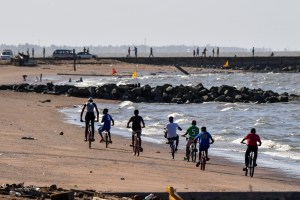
[1,0,299,50]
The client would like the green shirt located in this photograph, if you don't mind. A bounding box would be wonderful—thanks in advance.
[186,125,199,139]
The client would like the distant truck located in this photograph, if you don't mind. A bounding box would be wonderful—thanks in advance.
[0,49,14,61]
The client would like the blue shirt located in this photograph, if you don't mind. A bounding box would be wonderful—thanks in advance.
[102,114,113,129]
[195,131,212,149]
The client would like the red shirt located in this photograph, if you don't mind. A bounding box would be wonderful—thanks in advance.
[244,133,261,146]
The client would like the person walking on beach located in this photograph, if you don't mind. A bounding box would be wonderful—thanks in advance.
[241,128,261,171]
[193,49,196,57]
[212,48,215,57]
[127,110,145,149]
[80,97,99,142]
[217,47,219,57]
[98,108,114,143]
[182,120,199,160]
[127,47,131,57]
[165,116,182,151]
[149,47,154,57]
[195,126,214,167]
[43,48,45,58]
[196,47,199,57]
[252,47,255,57]
[134,46,138,58]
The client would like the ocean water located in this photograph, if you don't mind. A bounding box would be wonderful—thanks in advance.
[56,72,300,178]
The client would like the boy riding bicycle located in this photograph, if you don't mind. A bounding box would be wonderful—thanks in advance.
[98,108,114,143]
[127,110,145,150]
[194,126,214,167]
[165,116,182,151]
[241,128,262,171]
[80,97,99,142]
[182,120,199,160]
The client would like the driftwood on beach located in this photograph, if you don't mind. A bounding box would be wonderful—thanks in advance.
[0,82,298,104]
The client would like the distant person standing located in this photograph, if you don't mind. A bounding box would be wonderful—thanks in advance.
[212,48,215,57]
[134,46,137,58]
[202,47,207,57]
[43,48,45,58]
[193,49,196,57]
[252,47,255,57]
[270,52,274,57]
[149,47,154,57]
[27,48,30,57]
[217,47,219,57]
[196,47,199,57]
[127,47,131,57]
[32,48,34,58]
[87,48,89,54]
[83,47,86,53]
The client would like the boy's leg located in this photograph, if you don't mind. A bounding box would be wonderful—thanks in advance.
[253,146,258,166]
[91,118,95,139]
[108,131,112,143]
[84,120,89,140]
[175,135,179,150]
[245,147,251,167]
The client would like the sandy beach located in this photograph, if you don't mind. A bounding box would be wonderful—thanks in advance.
[0,63,299,195]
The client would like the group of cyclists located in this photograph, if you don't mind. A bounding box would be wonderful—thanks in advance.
[80,97,262,170]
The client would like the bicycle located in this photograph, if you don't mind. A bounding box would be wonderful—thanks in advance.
[168,137,176,159]
[241,141,259,177]
[87,123,93,149]
[127,126,143,156]
[132,130,141,156]
[199,150,207,171]
[98,125,109,148]
[182,135,197,162]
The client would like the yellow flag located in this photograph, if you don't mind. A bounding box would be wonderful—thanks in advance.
[132,70,137,78]
[223,60,229,67]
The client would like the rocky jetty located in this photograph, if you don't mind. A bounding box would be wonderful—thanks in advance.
[0,83,298,104]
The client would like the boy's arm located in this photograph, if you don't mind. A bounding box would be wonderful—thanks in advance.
[141,117,145,128]
[178,125,182,131]
[111,115,115,126]
[80,104,86,121]
[94,103,99,122]
[127,118,132,128]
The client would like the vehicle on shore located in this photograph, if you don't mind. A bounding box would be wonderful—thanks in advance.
[0,49,14,61]
[77,52,97,59]
[52,49,74,59]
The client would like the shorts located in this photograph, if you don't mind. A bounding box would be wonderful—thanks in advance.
[199,145,209,151]
[167,135,179,141]
[98,125,110,133]
[186,138,195,147]
[132,130,142,137]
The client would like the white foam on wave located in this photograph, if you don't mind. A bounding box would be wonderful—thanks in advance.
[221,107,233,112]
[167,112,184,118]
[118,101,133,108]
[263,151,300,160]
[260,140,293,151]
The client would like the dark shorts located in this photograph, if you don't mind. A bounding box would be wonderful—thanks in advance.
[132,130,141,137]
[199,146,209,151]
[98,125,110,133]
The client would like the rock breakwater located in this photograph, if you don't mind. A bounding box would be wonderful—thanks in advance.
[0,83,298,103]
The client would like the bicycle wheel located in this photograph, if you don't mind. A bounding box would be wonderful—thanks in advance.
[170,141,175,159]
[105,132,109,148]
[134,135,140,156]
[88,130,92,149]
[200,152,206,171]
[249,152,255,177]
[191,144,197,163]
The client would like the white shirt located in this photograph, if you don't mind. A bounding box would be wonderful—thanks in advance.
[166,123,179,138]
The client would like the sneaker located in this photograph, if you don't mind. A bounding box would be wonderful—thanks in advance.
[166,141,170,144]
[109,141,112,144]
[196,161,200,167]
[184,157,188,161]
[243,167,247,171]
[130,144,133,147]
[84,138,87,142]
[139,147,143,152]
[100,139,104,143]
